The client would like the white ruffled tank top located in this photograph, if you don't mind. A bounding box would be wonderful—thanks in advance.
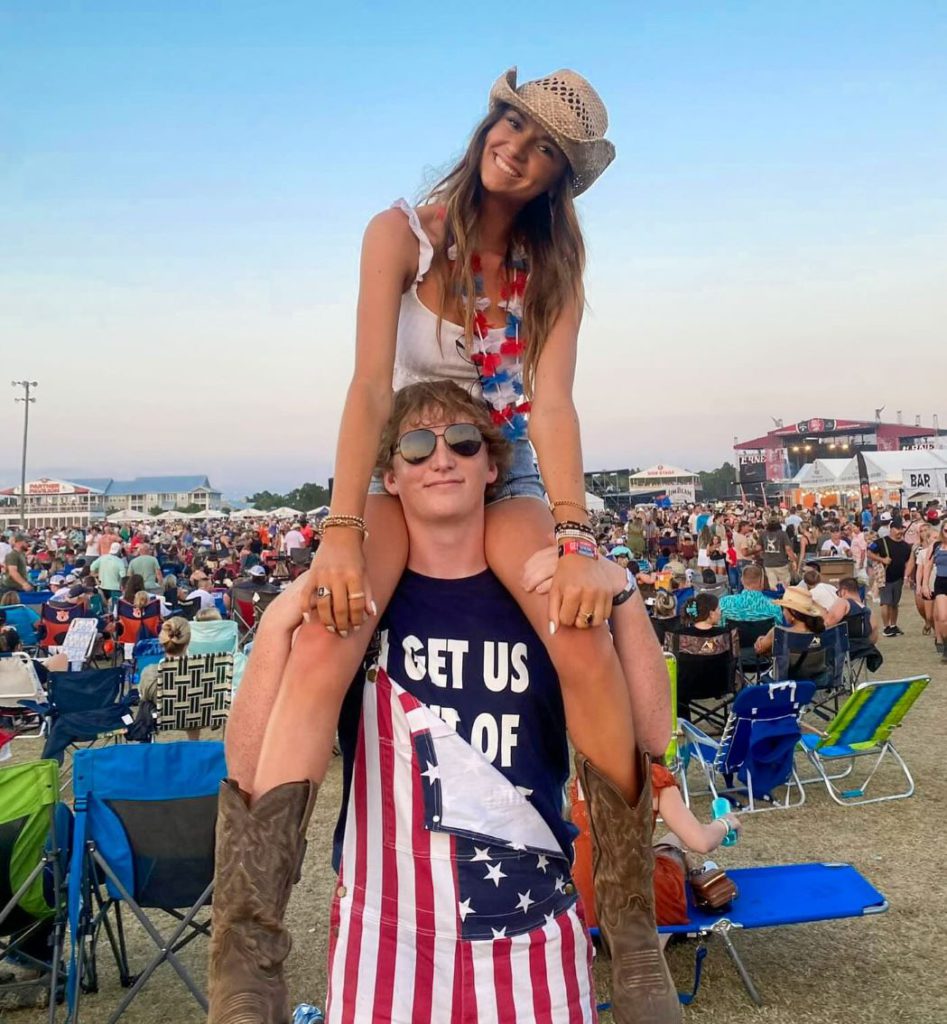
[391,199,507,399]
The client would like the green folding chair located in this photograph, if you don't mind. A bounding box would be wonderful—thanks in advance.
[0,759,67,1019]
[798,676,930,806]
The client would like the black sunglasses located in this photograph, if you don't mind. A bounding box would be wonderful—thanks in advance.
[393,423,485,465]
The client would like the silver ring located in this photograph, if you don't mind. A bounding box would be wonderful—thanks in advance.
[316,586,332,599]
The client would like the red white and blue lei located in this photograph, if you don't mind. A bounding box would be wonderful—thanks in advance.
[449,244,531,442]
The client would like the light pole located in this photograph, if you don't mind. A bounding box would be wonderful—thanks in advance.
[11,380,38,528]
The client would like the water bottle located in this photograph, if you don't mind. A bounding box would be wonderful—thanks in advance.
[711,796,738,846]
[293,1005,325,1023]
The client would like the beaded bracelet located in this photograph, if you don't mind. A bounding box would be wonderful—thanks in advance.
[553,519,595,538]
[555,529,600,547]
[558,538,599,560]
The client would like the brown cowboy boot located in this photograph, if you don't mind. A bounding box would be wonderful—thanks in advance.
[575,752,681,1024]
[208,779,317,1024]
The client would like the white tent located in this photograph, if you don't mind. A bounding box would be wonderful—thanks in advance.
[306,506,330,517]
[791,458,851,488]
[190,509,227,520]
[230,507,264,519]
[269,506,302,519]
[835,450,947,487]
[155,510,189,521]
[106,509,154,523]
[585,491,605,512]
[628,463,699,481]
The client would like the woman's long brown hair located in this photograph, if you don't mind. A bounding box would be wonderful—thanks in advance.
[424,105,585,400]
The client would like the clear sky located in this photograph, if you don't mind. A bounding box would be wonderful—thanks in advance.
[2,1,945,498]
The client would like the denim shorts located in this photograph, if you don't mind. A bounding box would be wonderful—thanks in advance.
[368,438,546,505]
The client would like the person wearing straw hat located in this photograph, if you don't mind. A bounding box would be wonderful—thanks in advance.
[220,69,680,1024]
[752,586,826,658]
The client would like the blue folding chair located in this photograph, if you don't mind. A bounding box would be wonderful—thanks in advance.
[128,638,164,686]
[67,741,226,1022]
[681,680,816,812]
[26,669,136,780]
[771,623,850,720]
[1,604,42,648]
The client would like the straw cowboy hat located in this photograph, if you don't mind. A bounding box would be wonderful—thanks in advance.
[775,588,824,619]
[489,67,616,195]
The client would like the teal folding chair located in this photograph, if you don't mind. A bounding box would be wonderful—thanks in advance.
[798,675,930,805]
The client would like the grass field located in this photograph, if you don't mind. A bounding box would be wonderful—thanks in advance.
[7,603,944,1023]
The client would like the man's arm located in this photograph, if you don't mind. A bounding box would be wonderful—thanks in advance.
[522,548,672,757]
[824,596,849,628]
[5,560,32,591]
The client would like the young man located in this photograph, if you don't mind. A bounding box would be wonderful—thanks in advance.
[759,518,796,590]
[0,533,33,595]
[867,520,911,636]
[718,564,783,626]
[211,382,676,1024]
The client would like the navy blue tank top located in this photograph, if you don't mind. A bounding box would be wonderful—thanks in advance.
[333,568,574,870]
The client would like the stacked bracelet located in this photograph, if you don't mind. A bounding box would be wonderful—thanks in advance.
[558,538,598,560]
[318,515,369,540]
[554,520,595,538]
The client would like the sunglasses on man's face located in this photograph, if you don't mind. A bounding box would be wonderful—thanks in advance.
[393,423,485,465]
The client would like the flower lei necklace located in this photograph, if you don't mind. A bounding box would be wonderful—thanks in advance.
[448,240,531,441]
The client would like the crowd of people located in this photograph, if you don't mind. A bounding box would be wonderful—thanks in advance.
[589,498,946,661]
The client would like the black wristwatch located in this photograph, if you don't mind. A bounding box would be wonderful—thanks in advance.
[612,567,638,606]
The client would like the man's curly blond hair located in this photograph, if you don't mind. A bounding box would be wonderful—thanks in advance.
[377,381,513,488]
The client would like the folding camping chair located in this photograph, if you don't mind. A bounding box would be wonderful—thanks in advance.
[230,583,281,648]
[842,609,883,686]
[35,603,84,653]
[680,680,816,812]
[33,669,135,781]
[156,653,233,735]
[113,599,161,647]
[0,652,46,744]
[187,621,247,693]
[1,604,42,649]
[187,619,239,657]
[771,623,850,720]
[288,546,313,579]
[797,675,930,805]
[664,626,741,733]
[67,741,226,1022]
[728,618,774,681]
[0,759,68,1020]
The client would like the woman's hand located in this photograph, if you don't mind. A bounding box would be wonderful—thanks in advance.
[523,544,627,604]
[548,552,621,631]
[298,529,376,636]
